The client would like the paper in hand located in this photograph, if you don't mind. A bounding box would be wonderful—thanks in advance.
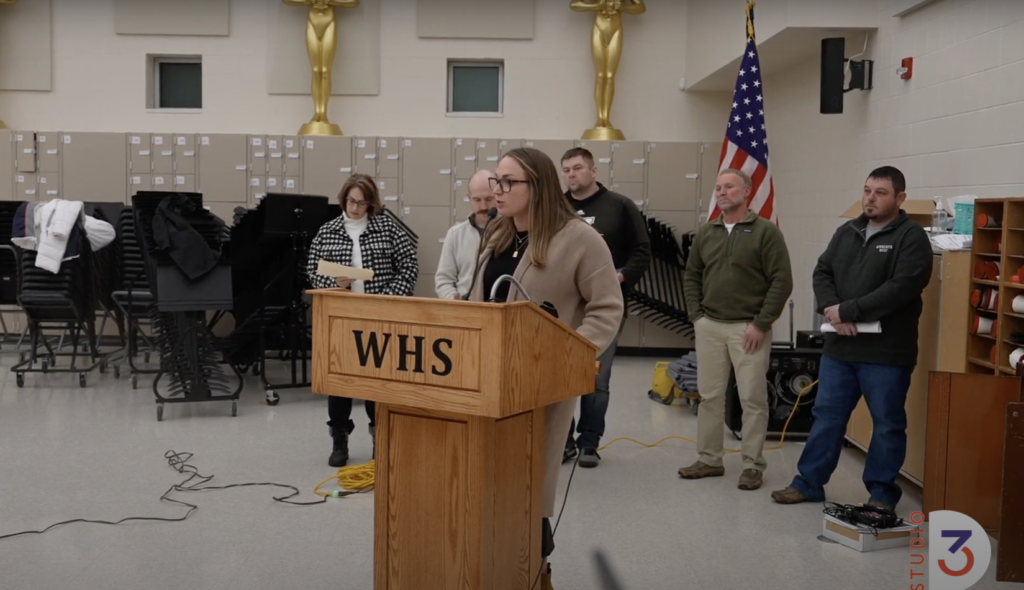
[820,322,881,333]
[317,259,374,281]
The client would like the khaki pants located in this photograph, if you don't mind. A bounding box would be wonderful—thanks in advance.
[693,317,771,472]
[543,398,576,518]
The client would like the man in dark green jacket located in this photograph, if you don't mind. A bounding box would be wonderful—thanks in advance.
[680,168,793,491]
[772,166,933,510]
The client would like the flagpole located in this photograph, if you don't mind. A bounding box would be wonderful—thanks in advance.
[746,1,756,40]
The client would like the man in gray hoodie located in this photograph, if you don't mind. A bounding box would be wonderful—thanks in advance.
[435,169,497,299]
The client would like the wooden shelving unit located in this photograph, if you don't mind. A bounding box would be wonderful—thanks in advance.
[967,197,1024,375]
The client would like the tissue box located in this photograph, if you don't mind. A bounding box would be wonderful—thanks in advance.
[822,515,920,552]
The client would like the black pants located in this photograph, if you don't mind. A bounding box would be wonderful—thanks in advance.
[328,396,376,434]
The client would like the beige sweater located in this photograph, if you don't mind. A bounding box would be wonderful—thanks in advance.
[469,218,624,355]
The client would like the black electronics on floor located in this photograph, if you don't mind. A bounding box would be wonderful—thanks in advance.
[796,330,825,350]
[725,347,821,440]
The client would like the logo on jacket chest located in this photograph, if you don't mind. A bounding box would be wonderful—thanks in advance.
[577,210,596,225]
[876,244,893,253]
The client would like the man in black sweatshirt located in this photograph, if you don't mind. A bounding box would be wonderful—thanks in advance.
[560,147,651,468]
[772,166,933,510]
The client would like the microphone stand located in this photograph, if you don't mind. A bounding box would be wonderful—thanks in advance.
[462,208,498,301]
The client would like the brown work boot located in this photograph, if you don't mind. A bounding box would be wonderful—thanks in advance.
[738,468,763,490]
[677,461,725,479]
[771,486,809,504]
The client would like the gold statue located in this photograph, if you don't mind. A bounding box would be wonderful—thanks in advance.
[282,0,360,136]
[0,0,17,130]
[570,0,646,141]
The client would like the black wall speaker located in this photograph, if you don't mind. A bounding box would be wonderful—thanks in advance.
[821,37,846,114]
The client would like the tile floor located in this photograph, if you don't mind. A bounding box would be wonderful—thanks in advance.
[0,353,1016,590]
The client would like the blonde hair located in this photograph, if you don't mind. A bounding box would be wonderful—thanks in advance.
[487,147,577,268]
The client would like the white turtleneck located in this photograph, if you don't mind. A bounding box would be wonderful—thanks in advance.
[344,213,370,293]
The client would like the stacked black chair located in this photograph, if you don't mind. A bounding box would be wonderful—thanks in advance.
[132,191,242,421]
[109,205,159,388]
[0,202,22,347]
[624,217,695,343]
[11,216,105,388]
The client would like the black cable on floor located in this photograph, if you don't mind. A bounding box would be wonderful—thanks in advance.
[0,450,325,542]
[530,452,581,590]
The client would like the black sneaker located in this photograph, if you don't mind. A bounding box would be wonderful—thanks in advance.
[578,448,600,468]
[562,444,578,464]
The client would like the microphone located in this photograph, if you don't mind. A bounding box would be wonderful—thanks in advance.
[462,208,498,301]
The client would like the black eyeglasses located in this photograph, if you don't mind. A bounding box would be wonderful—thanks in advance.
[345,197,369,209]
[488,177,529,193]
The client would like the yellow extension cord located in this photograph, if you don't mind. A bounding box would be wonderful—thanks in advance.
[313,380,818,496]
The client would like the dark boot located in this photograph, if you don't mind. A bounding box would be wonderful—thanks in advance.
[329,427,349,467]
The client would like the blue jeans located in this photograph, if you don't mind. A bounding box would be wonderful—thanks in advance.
[567,332,619,450]
[790,355,912,507]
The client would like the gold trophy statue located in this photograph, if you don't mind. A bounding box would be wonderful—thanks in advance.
[282,0,360,136]
[570,0,646,141]
[0,0,17,130]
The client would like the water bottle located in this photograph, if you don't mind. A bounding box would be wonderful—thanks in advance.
[931,196,948,236]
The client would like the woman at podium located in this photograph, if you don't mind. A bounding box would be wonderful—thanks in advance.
[468,147,624,585]
[306,173,419,466]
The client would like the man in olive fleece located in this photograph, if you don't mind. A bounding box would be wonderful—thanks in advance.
[772,166,932,510]
[680,168,793,491]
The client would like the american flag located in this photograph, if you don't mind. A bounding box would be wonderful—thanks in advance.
[707,5,775,225]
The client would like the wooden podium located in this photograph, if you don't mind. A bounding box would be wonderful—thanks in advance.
[310,289,599,590]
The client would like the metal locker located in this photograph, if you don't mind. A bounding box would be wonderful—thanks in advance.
[0,130,13,201]
[647,142,699,212]
[282,177,300,194]
[152,174,171,189]
[401,138,453,208]
[282,136,302,176]
[15,173,37,200]
[498,139,521,158]
[129,174,153,192]
[265,135,284,176]
[197,134,248,203]
[37,172,60,199]
[377,177,399,209]
[578,140,612,185]
[175,134,197,175]
[645,209,696,249]
[453,178,471,219]
[354,137,377,175]
[15,132,36,173]
[250,176,267,202]
[128,133,153,174]
[400,205,452,276]
[524,140,574,191]
[35,132,60,173]
[174,174,196,192]
[378,137,401,178]
[301,136,353,199]
[610,182,645,212]
[152,134,174,174]
[266,177,282,193]
[61,132,128,203]
[698,141,723,216]
[453,138,476,179]
[249,135,268,176]
[205,201,240,226]
[476,138,501,171]
[610,141,646,184]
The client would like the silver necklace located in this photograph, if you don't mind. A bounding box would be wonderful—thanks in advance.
[513,233,529,259]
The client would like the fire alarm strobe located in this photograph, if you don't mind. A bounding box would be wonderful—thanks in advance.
[898,57,913,80]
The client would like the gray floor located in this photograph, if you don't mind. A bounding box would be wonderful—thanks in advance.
[0,352,1016,590]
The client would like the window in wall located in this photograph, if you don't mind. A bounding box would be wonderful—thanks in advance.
[447,60,503,115]
[148,55,202,110]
